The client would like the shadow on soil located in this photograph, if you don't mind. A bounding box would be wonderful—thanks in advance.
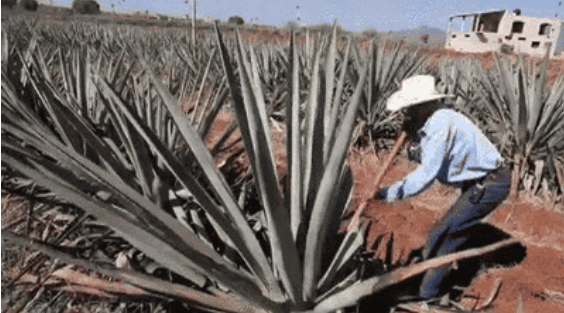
[358,223,527,313]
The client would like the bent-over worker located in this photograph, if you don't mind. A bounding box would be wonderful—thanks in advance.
[375,75,511,299]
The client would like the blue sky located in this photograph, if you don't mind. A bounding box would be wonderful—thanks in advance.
[46,0,563,31]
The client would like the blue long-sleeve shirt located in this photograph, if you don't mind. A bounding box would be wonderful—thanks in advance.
[385,108,503,201]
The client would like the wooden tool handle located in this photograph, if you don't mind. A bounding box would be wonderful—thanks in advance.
[369,131,408,198]
[347,131,408,232]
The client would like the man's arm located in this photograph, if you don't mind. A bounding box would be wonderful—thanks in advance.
[382,128,450,201]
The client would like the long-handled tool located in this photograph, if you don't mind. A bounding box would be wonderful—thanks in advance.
[346,131,408,233]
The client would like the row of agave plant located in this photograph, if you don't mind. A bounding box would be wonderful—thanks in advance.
[0,17,557,313]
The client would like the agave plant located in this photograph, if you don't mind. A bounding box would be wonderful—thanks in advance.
[351,40,430,147]
[2,19,517,313]
[499,55,564,199]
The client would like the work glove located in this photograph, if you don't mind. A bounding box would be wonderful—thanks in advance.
[374,187,389,200]
[408,142,422,163]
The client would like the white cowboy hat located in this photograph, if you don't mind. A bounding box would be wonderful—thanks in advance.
[386,75,454,112]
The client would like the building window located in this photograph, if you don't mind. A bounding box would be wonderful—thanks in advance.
[477,11,504,33]
[511,21,525,34]
[531,41,540,48]
[539,23,551,35]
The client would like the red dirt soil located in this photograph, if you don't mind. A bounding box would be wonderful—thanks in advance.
[350,148,564,312]
[207,107,564,312]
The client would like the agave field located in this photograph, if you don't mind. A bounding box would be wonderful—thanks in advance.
[2,15,564,313]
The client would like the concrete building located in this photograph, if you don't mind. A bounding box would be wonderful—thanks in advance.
[446,9,564,58]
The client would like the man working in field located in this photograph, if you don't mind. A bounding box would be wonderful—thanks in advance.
[375,75,511,299]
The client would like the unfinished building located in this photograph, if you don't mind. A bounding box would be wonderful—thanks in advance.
[446,9,564,58]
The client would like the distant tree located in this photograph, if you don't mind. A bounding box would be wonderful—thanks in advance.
[280,21,301,31]
[362,28,379,40]
[500,43,513,54]
[228,15,245,25]
[72,0,101,15]
[2,0,17,9]
[420,34,429,43]
[20,0,39,11]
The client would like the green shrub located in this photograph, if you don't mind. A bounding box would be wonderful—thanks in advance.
[361,28,380,39]
[228,15,244,25]
[280,21,301,31]
[72,0,100,15]
[20,0,38,11]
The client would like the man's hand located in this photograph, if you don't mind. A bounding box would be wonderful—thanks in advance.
[374,187,389,200]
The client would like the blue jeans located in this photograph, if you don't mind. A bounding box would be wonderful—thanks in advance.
[419,166,511,299]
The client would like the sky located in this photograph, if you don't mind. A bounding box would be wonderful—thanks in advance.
[45,0,563,32]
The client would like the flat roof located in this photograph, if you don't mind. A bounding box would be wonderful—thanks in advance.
[449,10,505,19]
[449,10,564,23]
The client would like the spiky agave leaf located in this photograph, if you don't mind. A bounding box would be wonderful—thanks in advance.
[127,44,286,301]
[215,23,301,303]
[354,40,428,146]
[287,31,303,240]
[302,38,371,302]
